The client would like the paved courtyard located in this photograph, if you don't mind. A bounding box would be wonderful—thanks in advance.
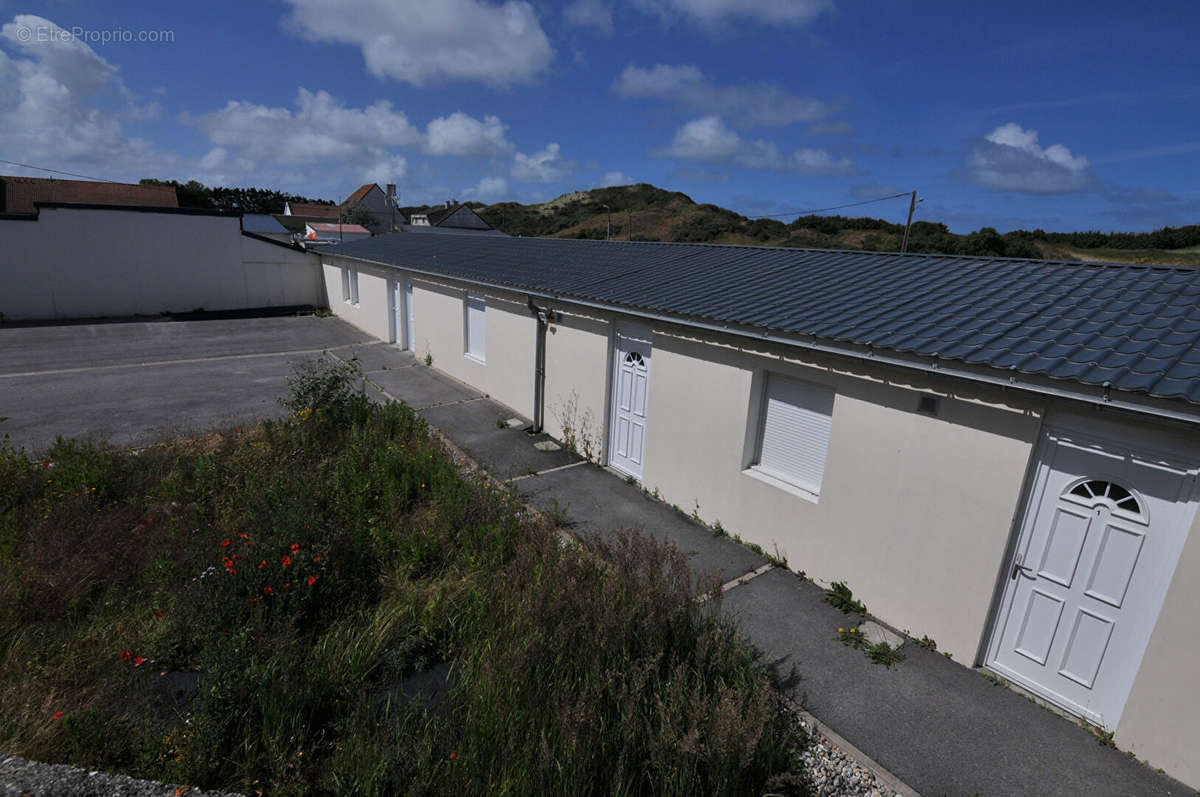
[0,315,372,453]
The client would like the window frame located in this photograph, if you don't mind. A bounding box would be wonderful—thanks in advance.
[340,267,351,304]
[463,292,486,363]
[349,267,359,306]
[741,370,834,503]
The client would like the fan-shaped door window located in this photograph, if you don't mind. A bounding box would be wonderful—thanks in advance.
[1068,479,1143,517]
[624,351,644,367]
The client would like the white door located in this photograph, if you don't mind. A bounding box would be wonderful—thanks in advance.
[988,426,1198,729]
[609,323,652,480]
[403,278,414,351]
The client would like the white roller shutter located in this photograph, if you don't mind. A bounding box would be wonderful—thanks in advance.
[755,374,834,493]
[465,294,486,361]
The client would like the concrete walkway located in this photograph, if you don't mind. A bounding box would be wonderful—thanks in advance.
[347,342,1189,797]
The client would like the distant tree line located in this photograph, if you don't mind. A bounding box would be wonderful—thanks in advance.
[1007,225,1200,251]
[139,179,334,214]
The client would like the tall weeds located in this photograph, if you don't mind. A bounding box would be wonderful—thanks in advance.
[0,359,805,795]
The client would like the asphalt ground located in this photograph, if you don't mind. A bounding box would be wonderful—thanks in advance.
[0,315,371,453]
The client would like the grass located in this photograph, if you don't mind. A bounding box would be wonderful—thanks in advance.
[0,357,807,796]
[824,581,866,615]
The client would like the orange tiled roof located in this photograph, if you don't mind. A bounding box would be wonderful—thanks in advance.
[1,176,179,214]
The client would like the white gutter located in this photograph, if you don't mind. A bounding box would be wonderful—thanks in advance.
[325,252,1200,428]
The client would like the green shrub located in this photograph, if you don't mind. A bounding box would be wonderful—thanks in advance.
[0,359,806,795]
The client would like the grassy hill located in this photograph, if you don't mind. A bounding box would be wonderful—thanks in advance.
[454,183,1200,267]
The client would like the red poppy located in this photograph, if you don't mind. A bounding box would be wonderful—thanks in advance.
[283,583,291,589]
[120,650,131,660]
[249,598,257,604]
[220,540,231,548]
[154,611,164,618]
[307,576,316,586]
[281,556,291,567]
[133,657,147,667]
[116,627,122,632]
[239,533,249,539]
[263,586,272,595]
[450,752,457,760]
[290,543,300,553]
[312,555,321,563]
[259,560,267,569]
[222,557,233,568]
[53,711,64,721]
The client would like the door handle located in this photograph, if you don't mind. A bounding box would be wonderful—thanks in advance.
[1010,553,1034,581]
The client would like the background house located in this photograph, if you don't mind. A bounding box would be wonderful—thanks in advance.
[279,183,404,235]
[407,201,492,231]
[341,183,405,232]
[317,232,1200,790]
[0,176,178,214]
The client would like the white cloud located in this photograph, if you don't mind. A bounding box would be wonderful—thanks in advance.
[658,116,856,176]
[0,15,169,174]
[662,116,742,160]
[629,0,831,27]
[613,63,830,128]
[193,91,515,190]
[464,176,508,201]
[965,123,1092,194]
[511,142,574,184]
[563,0,613,33]
[195,88,422,186]
[598,170,636,187]
[362,155,408,185]
[424,112,512,157]
[282,0,554,87]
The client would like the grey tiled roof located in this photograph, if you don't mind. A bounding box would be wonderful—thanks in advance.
[324,234,1200,404]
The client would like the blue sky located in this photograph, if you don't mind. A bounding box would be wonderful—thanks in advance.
[0,0,1197,232]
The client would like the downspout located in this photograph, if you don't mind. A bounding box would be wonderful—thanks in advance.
[526,297,553,433]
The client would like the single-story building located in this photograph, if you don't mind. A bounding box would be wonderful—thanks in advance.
[317,233,1200,788]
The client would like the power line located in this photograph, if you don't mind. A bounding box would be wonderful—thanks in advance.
[0,159,122,183]
[746,192,911,219]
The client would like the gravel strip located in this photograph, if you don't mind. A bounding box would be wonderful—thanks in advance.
[0,755,242,797]
[799,718,905,797]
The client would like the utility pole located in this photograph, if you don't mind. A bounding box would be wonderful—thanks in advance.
[602,204,611,240]
[900,190,922,253]
[627,209,632,241]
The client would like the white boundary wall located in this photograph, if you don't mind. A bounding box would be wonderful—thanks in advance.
[0,206,323,320]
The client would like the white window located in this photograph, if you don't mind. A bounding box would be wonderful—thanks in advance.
[747,373,834,498]
[341,267,351,303]
[464,293,486,362]
[349,267,359,305]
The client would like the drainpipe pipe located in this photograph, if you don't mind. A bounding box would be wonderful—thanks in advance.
[527,297,553,432]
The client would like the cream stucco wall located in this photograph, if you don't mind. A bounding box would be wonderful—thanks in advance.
[0,206,322,320]
[641,329,1043,662]
[1110,432,1200,787]
[543,308,612,454]
[322,257,535,418]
